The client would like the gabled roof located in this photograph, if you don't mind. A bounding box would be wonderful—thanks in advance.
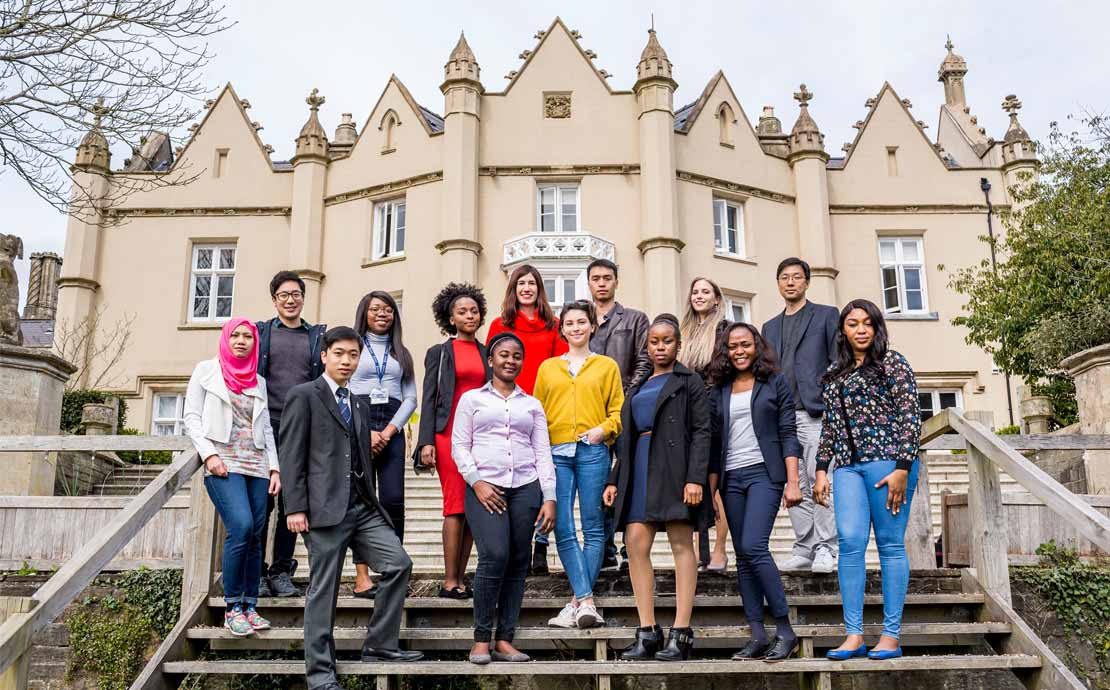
[489,16,628,96]
[347,74,443,157]
[671,70,759,144]
[170,83,280,173]
[837,82,951,170]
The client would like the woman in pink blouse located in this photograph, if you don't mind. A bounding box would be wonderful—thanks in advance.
[452,332,557,665]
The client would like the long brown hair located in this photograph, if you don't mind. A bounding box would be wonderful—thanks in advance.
[353,291,414,381]
[678,276,725,374]
[500,264,557,330]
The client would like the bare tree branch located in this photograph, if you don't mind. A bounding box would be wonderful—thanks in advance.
[53,304,135,391]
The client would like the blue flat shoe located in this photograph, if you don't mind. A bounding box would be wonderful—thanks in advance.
[867,647,902,660]
[826,646,868,660]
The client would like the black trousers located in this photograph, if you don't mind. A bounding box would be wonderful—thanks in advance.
[261,416,298,576]
[352,396,406,567]
[722,464,790,624]
[465,480,541,643]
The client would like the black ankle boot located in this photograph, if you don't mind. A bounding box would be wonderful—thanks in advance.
[530,542,549,576]
[619,625,662,661]
[655,627,694,661]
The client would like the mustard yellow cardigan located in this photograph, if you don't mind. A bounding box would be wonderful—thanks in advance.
[533,354,624,446]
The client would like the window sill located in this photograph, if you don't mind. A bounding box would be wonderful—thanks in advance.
[712,252,757,267]
[885,311,939,321]
[362,254,406,269]
[178,322,227,331]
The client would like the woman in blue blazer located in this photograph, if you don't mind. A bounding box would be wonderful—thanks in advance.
[708,322,804,662]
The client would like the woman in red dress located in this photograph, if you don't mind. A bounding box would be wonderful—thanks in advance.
[415,283,491,598]
[486,264,568,394]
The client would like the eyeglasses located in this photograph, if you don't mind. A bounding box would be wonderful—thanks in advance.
[368,306,395,316]
[275,291,304,302]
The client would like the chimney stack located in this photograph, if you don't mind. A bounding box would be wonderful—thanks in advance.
[23,252,62,320]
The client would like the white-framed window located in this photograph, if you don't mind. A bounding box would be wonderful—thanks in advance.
[918,389,962,421]
[537,184,579,233]
[373,199,406,260]
[188,244,235,322]
[879,237,928,314]
[151,393,185,436]
[724,295,752,323]
[713,198,745,257]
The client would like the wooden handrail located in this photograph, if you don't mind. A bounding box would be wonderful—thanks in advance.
[0,436,192,452]
[0,447,201,676]
[923,433,1110,451]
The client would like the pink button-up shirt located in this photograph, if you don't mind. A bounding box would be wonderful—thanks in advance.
[451,382,557,502]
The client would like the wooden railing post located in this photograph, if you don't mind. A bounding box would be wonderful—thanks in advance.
[180,467,219,614]
[906,450,936,569]
[963,410,1011,604]
[0,598,32,690]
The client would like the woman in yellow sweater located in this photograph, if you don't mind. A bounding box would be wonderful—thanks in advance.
[533,300,624,629]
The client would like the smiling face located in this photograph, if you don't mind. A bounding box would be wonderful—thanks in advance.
[228,324,255,359]
[726,325,758,374]
[489,339,524,384]
[272,280,304,322]
[777,264,809,303]
[647,322,679,369]
[515,273,539,309]
[561,308,594,348]
[843,308,875,355]
[366,297,395,336]
[450,297,482,336]
[689,279,719,316]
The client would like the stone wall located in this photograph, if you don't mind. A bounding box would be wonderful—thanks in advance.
[52,451,120,496]
[1012,580,1106,690]
[1028,449,1089,494]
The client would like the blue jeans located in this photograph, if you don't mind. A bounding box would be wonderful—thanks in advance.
[205,472,270,607]
[833,460,920,638]
[553,442,610,600]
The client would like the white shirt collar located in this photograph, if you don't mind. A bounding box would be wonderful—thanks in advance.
[480,380,525,401]
[321,372,345,399]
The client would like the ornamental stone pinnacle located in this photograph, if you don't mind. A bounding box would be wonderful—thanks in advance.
[938,35,969,106]
[442,31,483,94]
[293,88,329,163]
[634,28,676,93]
[1001,94,1031,144]
[75,97,111,173]
[789,84,826,158]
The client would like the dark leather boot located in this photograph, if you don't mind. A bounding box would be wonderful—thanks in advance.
[530,542,549,576]
[655,627,694,661]
[619,625,662,661]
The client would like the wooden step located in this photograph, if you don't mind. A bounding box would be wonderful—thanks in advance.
[162,654,1042,675]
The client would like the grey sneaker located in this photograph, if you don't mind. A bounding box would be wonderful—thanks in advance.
[257,576,272,598]
[268,570,302,598]
[811,550,836,574]
[780,555,814,571]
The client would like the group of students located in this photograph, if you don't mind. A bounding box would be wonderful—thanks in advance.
[183,256,923,689]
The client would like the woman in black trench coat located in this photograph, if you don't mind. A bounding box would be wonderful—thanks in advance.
[603,314,710,662]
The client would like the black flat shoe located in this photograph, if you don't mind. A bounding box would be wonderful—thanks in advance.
[762,636,800,663]
[619,625,662,661]
[353,586,378,600]
[655,627,694,661]
[437,587,471,600]
[731,638,772,660]
[361,648,424,662]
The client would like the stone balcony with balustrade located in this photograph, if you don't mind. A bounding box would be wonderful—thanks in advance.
[502,231,616,269]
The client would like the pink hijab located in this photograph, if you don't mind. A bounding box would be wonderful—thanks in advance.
[218,317,259,394]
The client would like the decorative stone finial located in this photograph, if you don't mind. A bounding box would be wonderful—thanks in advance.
[443,31,482,93]
[938,35,969,106]
[74,97,111,173]
[1000,93,1036,165]
[293,88,329,163]
[789,84,826,158]
[634,28,675,92]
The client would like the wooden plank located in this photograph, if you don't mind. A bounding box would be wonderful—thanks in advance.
[923,434,1110,451]
[161,655,1042,675]
[0,436,192,452]
[961,571,1087,690]
[906,451,936,569]
[950,410,1110,553]
[0,496,190,509]
[963,410,1011,604]
[180,471,219,616]
[0,559,182,572]
[919,409,954,445]
[128,590,211,690]
[0,449,200,677]
[0,598,33,690]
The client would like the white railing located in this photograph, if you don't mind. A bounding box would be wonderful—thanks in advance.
[502,231,616,267]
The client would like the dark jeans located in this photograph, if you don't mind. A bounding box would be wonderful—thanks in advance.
[260,416,297,576]
[465,481,541,643]
[353,397,407,568]
[205,472,269,606]
[722,464,789,624]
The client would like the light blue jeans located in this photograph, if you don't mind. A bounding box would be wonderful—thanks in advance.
[553,442,611,600]
[833,460,920,638]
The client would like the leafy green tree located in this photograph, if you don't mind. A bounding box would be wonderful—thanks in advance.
[946,115,1110,424]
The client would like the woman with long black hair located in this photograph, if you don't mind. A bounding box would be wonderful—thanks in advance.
[349,291,416,598]
[813,299,921,661]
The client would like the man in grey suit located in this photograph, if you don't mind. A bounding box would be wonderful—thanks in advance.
[280,327,422,690]
[762,258,840,574]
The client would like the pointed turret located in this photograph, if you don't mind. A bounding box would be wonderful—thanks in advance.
[1001,94,1036,166]
[74,98,111,173]
[293,88,329,163]
[442,32,482,93]
[938,36,968,107]
[634,28,676,92]
[789,84,826,159]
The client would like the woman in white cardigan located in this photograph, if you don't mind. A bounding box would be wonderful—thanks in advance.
[184,317,281,638]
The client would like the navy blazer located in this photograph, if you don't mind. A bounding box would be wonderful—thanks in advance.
[709,372,803,484]
[762,302,839,417]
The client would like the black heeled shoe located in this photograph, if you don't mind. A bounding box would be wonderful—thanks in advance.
[619,625,662,661]
[731,638,772,660]
[762,635,800,663]
[655,627,694,661]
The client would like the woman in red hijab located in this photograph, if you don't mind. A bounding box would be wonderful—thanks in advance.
[183,317,281,638]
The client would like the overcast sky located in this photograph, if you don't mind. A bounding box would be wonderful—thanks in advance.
[8,0,1109,308]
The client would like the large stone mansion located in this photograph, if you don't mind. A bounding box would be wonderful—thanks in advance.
[54,18,1038,434]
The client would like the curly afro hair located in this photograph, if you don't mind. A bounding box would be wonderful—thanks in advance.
[432,282,487,335]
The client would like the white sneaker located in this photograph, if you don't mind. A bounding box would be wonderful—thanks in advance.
[811,550,837,574]
[575,603,604,629]
[781,555,814,570]
[548,602,578,628]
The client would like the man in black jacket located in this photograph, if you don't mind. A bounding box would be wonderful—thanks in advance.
[255,270,326,598]
[281,327,421,690]
[762,258,840,573]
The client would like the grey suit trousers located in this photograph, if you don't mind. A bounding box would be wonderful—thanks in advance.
[302,499,413,690]
[788,411,838,558]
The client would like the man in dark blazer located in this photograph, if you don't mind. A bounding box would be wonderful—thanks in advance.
[762,257,840,574]
[280,327,421,690]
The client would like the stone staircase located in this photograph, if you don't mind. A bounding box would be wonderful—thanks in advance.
[93,465,181,496]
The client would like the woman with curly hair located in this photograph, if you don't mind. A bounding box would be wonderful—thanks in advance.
[414,283,491,599]
[707,322,803,662]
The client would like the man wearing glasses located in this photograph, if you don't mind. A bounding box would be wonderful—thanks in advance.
[255,270,328,597]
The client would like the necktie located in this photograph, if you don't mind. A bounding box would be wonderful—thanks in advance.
[336,387,352,429]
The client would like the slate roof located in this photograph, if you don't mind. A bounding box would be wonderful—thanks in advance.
[419,106,445,134]
[673,101,697,132]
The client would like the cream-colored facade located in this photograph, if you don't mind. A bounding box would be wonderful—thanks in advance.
[55,20,1038,434]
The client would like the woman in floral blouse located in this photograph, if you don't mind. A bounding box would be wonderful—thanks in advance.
[812,299,921,662]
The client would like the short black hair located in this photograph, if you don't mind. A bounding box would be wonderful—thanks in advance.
[432,282,487,336]
[270,270,305,298]
[776,257,811,282]
[558,300,598,341]
[322,326,362,351]
[586,259,619,280]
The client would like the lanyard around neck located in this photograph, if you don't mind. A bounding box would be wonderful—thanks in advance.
[364,336,390,384]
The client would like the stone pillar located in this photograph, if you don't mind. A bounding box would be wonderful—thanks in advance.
[1018,385,1053,434]
[289,89,330,323]
[23,252,62,321]
[787,85,838,305]
[0,344,77,495]
[438,33,483,284]
[80,401,118,436]
[1061,344,1110,495]
[634,29,682,316]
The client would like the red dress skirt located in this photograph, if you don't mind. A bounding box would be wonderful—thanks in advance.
[435,339,487,516]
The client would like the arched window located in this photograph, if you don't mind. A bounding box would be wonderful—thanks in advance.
[379,110,400,154]
[717,102,735,147]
